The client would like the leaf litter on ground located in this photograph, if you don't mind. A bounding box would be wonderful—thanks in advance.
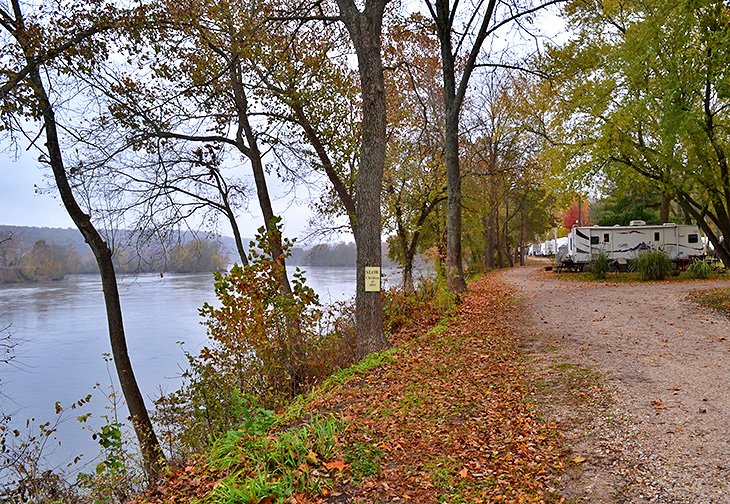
[133,272,565,503]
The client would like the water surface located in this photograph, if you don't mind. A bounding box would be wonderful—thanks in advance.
[0,265,383,472]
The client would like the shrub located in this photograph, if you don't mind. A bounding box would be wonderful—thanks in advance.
[207,408,343,503]
[632,249,673,280]
[686,258,712,279]
[383,274,452,335]
[0,398,92,503]
[590,251,610,280]
[154,223,352,457]
[199,224,330,407]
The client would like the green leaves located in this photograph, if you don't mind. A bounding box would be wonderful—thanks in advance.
[544,0,730,265]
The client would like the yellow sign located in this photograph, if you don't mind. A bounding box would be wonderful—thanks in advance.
[364,266,381,292]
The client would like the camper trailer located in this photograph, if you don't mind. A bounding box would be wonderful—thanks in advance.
[558,221,705,270]
[538,237,568,256]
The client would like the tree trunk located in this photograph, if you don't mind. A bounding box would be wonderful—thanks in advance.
[211,170,249,266]
[444,117,466,290]
[487,210,496,269]
[660,192,671,223]
[495,203,504,267]
[337,0,389,359]
[430,0,498,293]
[519,207,526,266]
[230,58,291,293]
[402,260,414,294]
[228,210,249,266]
[504,199,513,267]
[441,57,467,292]
[679,198,730,268]
[28,66,166,481]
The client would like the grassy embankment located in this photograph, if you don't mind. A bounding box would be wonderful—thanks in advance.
[135,273,565,503]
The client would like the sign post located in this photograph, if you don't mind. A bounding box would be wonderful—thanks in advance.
[364,266,381,292]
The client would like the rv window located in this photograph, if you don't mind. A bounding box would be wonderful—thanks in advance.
[603,233,609,243]
[688,234,699,243]
[654,232,660,241]
[590,236,599,245]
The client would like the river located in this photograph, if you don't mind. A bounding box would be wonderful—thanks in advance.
[0,266,405,475]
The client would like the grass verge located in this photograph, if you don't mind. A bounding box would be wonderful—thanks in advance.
[689,288,730,318]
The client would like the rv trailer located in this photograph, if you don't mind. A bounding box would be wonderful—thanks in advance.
[558,221,705,271]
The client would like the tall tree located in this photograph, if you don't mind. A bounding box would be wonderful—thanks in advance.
[274,0,391,356]
[0,0,165,479]
[424,0,563,291]
[334,0,390,357]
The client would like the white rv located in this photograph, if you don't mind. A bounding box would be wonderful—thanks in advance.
[538,237,568,256]
[559,221,705,269]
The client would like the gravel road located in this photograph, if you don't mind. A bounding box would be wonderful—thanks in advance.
[503,265,730,503]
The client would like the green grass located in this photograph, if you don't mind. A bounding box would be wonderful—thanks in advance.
[590,251,610,280]
[423,457,472,504]
[686,258,712,279]
[550,361,601,383]
[554,270,727,283]
[206,413,343,503]
[321,348,398,388]
[278,348,397,425]
[632,250,673,280]
[344,442,383,484]
[199,348,400,502]
[399,384,427,411]
[690,288,730,318]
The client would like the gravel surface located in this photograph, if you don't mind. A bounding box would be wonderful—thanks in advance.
[503,265,730,503]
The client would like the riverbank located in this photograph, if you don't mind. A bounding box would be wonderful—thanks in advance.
[137,272,565,503]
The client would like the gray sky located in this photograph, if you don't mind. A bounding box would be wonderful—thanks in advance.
[1,146,316,241]
[1,148,75,228]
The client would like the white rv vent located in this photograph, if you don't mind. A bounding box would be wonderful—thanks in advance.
[629,220,646,226]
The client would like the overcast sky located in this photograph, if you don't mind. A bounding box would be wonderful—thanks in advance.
[1,145,318,242]
[1,147,74,228]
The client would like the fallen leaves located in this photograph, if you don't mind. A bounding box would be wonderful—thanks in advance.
[325,460,347,471]
[651,399,668,413]
[311,272,565,502]
[132,272,566,503]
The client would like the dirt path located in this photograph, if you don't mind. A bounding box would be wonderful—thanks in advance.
[503,265,730,503]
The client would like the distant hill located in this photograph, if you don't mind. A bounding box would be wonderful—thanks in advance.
[0,225,89,254]
[0,226,398,281]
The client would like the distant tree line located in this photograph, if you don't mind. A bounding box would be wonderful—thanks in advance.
[0,227,229,283]
[0,226,402,281]
[288,242,397,268]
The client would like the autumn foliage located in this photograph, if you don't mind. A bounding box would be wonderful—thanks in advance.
[153,226,355,458]
[142,272,564,502]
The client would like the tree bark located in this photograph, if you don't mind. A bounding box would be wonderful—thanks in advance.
[337,0,389,359]
[428,0,498,293]
[439,29,467,291]
[27,62,166,482]
[519,206,526,266]
[660,192,671,223]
